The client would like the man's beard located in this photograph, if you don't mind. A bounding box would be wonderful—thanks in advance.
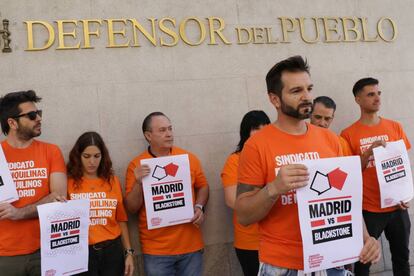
[16,124,41,140]
[281,100,312,119]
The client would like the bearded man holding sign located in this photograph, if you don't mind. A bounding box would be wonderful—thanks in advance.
[235,56,380,276]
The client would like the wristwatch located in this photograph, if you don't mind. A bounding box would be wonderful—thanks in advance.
[195,204,205,213]
[124,248,135,257]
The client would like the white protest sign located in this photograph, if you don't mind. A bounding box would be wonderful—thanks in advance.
[141,154,193,229]
[373,139,413,208]
[297,156,363,273]
[0,145,18,203]
[37,199,90,276]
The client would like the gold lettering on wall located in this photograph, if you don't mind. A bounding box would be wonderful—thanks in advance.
[81,19,102,49]
[280,17,297,43]
[298,17,320,44]
[360,17,378,42]
[341,17,361,42]
[207,17,231,45]
[377,17,397,42]
[179,17,206,46]
[159,18,179,47]
[56,20,80,49]
[105,19,130,48]
[236,27,252,44]
[25,21,55,50]
[322,17,342,42]
[130,18,157,47]
[23,16,398,51]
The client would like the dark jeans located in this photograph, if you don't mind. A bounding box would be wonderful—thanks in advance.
[0,250,40,276]
[355,209,411,276]
[235,248,259,276]
[77,237,125,276]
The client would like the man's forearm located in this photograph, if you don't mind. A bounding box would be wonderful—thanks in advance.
[235,184,276,226]
[125,182,143,214]
[195,186,209,206]
[17,192,60,219]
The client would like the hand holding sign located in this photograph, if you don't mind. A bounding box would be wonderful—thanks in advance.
[134,164,151,183]
[373,140,413,208]
[0,202,22,220]
[296,156,363,273]
[268,164,309,197]
[141,154,194,229]
[399,201,410,210]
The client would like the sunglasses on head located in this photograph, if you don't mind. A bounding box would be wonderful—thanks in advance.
[13,110,42,120]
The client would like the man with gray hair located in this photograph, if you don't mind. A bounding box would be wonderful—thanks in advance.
[125,112,209,276]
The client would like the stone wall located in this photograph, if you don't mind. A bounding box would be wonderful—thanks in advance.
[1,0,413,274]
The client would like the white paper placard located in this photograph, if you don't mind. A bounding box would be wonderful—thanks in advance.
[37,199,90,276]
[297,156,363,273]
[0,145,18,203]
[141,154,194,229]
[373,140,414,208]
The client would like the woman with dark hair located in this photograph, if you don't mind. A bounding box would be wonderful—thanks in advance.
[221,110,270,276]
[67,131,134,276]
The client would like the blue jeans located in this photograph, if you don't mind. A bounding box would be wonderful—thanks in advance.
[258,262,349,276]
[143,250,203,276]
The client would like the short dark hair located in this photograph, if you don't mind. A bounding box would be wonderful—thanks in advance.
[235,110,270,153]
[266,55,310,97]
[142,111,169,133]
[352,77,379,96]
[67,131,114,189]
[0,90,42,135]
[313,96,336,112]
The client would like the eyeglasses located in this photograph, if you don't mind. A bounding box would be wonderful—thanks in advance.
[13,110,42,120]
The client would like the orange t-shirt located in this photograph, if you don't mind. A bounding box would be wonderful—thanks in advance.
[0,140,66,256]
[339,136,353,156]
[238,124,341,270]
[125,146,208,255]
[68,176,128,244]
[341,117,411,213]
[221,153,259,250]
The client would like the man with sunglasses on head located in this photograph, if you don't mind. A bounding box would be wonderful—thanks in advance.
[0,90,67,276]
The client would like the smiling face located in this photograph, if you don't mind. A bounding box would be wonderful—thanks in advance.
[356,84,381,113]
[81,145,102,177]
[270,71,314,120]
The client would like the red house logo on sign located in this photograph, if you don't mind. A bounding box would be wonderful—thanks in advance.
[310,168,348,195]
[152,163,179,181]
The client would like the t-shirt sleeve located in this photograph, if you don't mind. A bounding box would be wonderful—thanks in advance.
[238,141,265,186]
[339,136,353,156]
[221,154,238,187]
[190,154,208,189]
[397,122,411,150]
[125,160,137,195]
[49,144,66,173]
[340,129,357,155]
[113,177,128,222]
